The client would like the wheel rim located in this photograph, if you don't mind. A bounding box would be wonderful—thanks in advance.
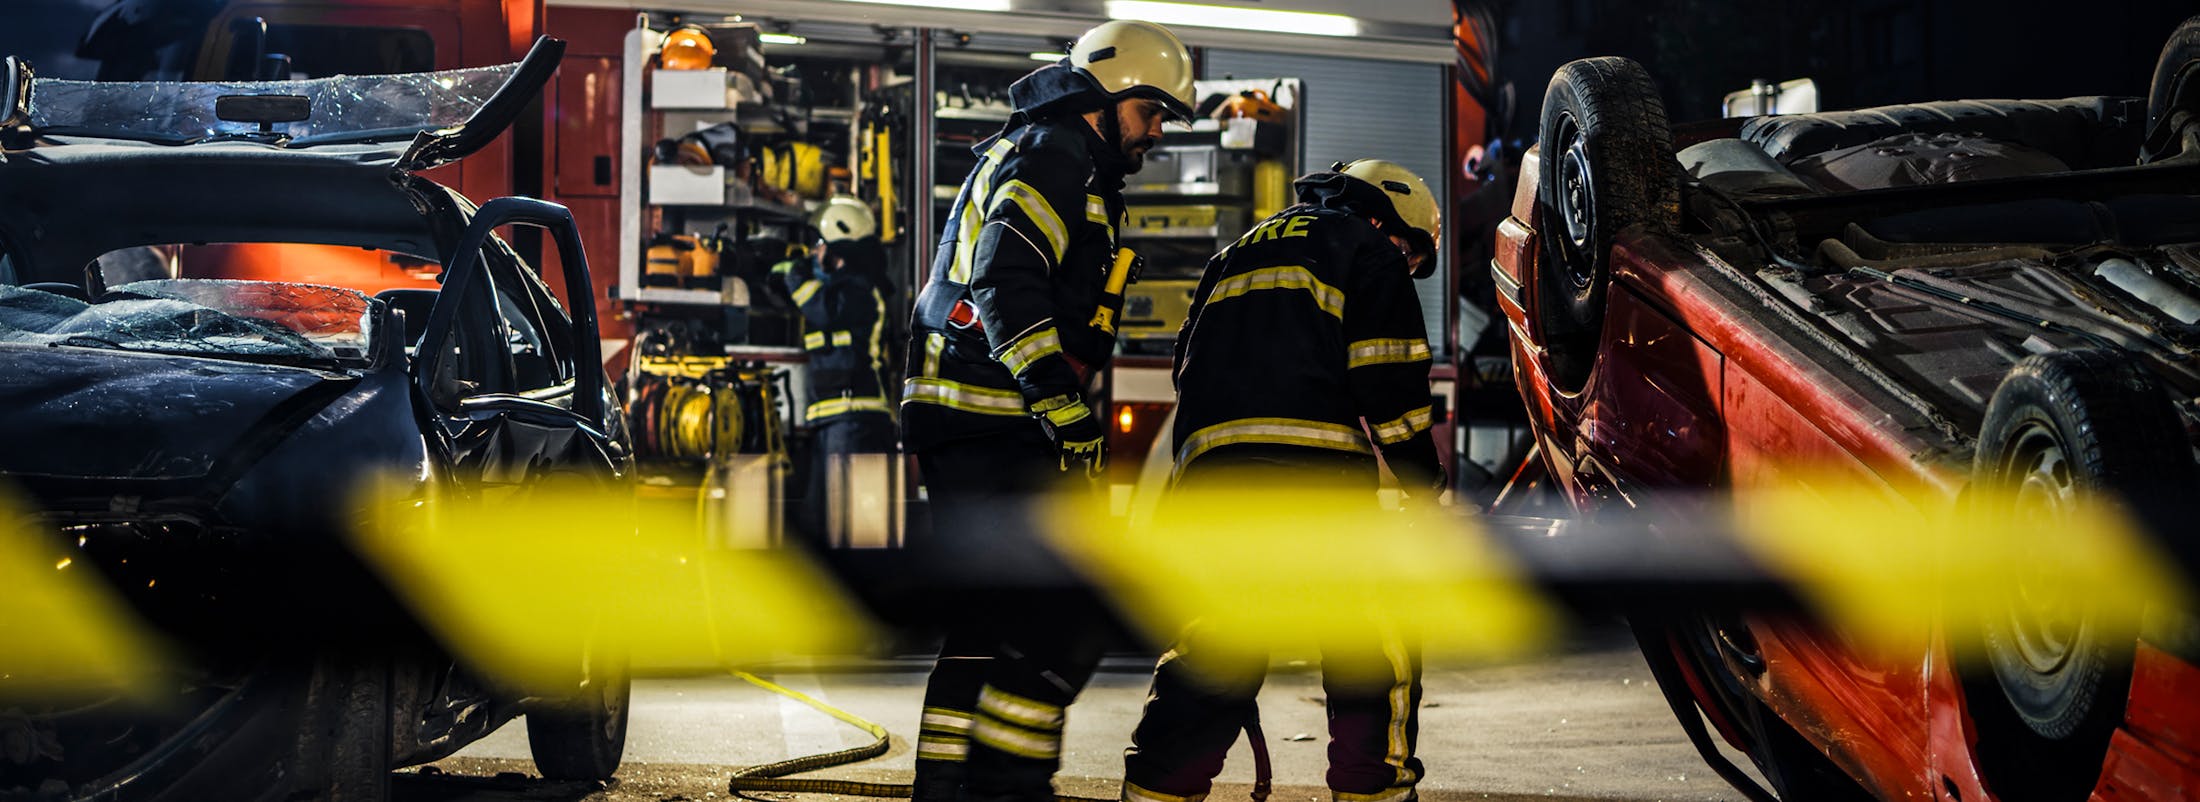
[1553,111,1597,292]
[1999,421,2084,676]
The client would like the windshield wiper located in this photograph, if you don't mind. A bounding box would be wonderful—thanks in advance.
[46,334,129,350]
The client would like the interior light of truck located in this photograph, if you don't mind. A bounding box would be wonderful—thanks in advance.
[830,0,1013,11]
[1103,1,1360,37]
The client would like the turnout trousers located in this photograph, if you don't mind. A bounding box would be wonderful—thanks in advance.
[911,434,1108,802]
[1121,451,1425,802]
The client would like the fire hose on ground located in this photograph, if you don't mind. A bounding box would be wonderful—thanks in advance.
[724,670,1273,802]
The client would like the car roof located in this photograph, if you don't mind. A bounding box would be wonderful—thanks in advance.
[0,37,567,284]
[0,136,450,284]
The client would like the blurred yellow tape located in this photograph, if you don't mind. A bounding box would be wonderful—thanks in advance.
[1049,486,1556,673]
[1733,476,2187,659]
[353,475,873,691]
[0,487,168,699]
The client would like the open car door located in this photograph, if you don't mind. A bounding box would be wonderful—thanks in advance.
[414,196,620,490]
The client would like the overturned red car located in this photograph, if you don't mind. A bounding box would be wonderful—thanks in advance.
[1495,17,2200,802]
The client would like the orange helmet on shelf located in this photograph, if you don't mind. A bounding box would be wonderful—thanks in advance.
[661,25,717,71]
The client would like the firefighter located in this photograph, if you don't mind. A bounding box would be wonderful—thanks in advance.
[781,196,894,538]
[898,18,1194,802]
[1119,160,1447,802]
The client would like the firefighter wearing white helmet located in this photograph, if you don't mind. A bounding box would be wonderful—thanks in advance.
[1118,160,1446,802]
[898,18,1193,802]
[775,196,892,538]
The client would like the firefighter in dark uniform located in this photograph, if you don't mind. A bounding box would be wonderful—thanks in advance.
[1119,160,1447,802]
[780,196,895,539]
[899,19,1195,802]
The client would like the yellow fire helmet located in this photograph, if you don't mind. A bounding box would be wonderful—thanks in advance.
[1338,159,1441,277]
[1069,20,1196,120]
[661,25,717,71]
[816,196,878,242]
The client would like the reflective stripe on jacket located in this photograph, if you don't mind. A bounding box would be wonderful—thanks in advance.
[782,257,891,424]
[1170,205,1443,492]
[901,116,1128,450]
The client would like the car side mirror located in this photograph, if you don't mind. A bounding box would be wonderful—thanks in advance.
[377,304,410,369]
[416,197,605,425]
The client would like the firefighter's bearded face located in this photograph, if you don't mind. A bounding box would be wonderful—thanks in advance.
[1112,98,1170,171]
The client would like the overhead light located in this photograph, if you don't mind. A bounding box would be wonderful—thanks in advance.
[1029,51,1067,62]
[760,33,807,46]
[1104,0,1360,37]
[829,0,1014,11]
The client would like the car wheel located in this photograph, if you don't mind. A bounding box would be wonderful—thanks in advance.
[526,658,631,782]
[302,650,396,802]
[1534,56,1679,391]
[2141,15,2200,163]
[1966,349,2192,801]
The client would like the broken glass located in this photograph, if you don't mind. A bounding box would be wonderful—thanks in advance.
[27,63,519,145]
[0,279,376,366]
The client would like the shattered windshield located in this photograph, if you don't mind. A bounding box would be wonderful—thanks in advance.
[26,63,518,145]
[0,279,375,366]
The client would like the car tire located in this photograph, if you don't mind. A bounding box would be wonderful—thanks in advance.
[1966,349,2192,801]
[1534,56,1680,391]
[304,650,396,802]
[2142,15,2200,163]
[526,661,632,782]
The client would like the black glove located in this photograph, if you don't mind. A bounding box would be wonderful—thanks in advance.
[1030,394,1107,476]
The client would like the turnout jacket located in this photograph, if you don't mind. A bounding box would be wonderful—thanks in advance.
[780,253,891,424]
[901,64,1131,451]
[1170,186,1445,494]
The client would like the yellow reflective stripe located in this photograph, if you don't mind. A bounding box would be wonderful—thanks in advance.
[971,717,1061,759]
[1207,265,1344,320]
[923,333,946,376]
[804,330,827,349]
[916,739,971,761]
[920,707,975,734]
[997,325,1064,376]
[870,291,888,371]
[977,686,1064,731]
[791,279,822,306]
[1085,195,1108,224]
[806,396,893,421]
[1379,624,1417,788]
[1370,405,1434,445]
[1172,417,1372,483]
[949,141,1016,285]
[1125,782,1208,802]
[1347,338,1432,369]
[1029,393,1087,426]
[1040,400,1089,428]
[831,330,854,347]
[994,179,1069,263]
[903,377,1027,416]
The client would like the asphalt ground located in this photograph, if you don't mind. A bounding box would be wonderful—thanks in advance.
[404,623,1752,802]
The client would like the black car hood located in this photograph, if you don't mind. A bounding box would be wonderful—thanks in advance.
[0,345,354,481]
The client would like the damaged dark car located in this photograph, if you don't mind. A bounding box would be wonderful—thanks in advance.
[0,39,632,801]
